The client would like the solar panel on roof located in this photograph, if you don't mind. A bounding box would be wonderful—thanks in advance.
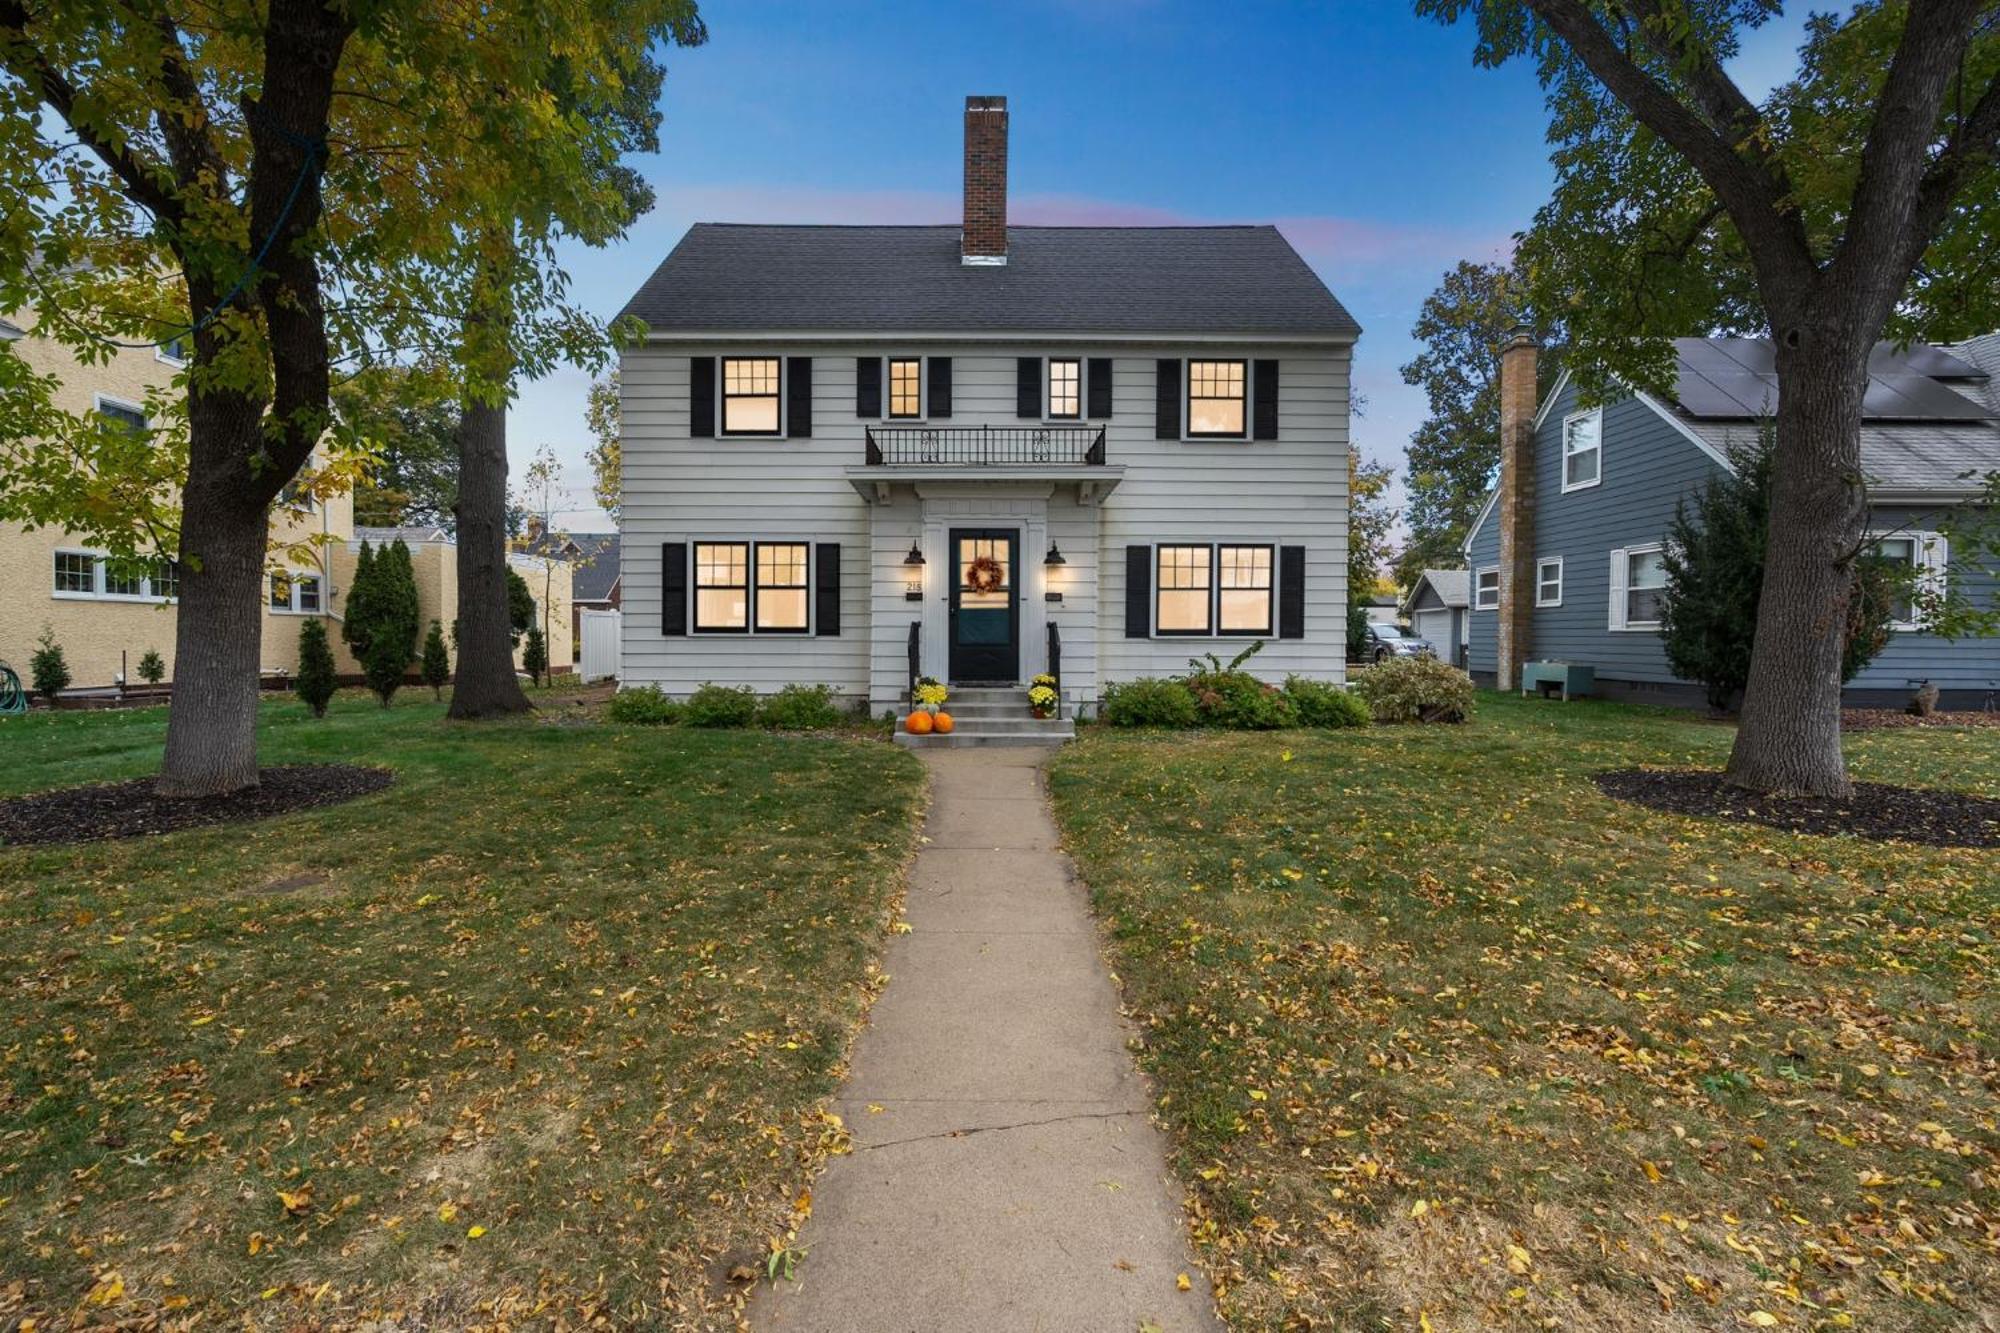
[1871,344,1985,379]
[1864,372,1996,421]
[1673,338,1998,421]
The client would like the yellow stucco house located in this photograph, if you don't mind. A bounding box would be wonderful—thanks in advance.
[0,306,572,693]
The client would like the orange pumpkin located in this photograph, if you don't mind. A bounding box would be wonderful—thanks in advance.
[905,710,934,735]
[932,711,954,734]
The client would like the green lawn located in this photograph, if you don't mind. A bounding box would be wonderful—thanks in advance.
[1049,694,1999,1333]
[0,692,924,1329]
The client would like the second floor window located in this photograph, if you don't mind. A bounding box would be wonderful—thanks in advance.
[1563,409,1602,491]
[888,358,922,418]
[270,571,322,613]
[721,357,781,435]
[1047,358,1081,418]
[97,397,148,435]
[1187,359,1246,437]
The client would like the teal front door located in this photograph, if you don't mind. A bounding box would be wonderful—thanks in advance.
[948,529,1019,683]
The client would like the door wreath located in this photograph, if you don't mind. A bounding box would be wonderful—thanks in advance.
[964,553,1005,594]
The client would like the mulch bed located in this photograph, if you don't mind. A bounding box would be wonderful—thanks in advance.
[0,765,393,848]
[1843,708,2000,731]
[1594,768,2000,848]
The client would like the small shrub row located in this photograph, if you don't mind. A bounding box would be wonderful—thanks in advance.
[1351,654,1475,724]
[1101,661,1370,731]
[606,682,850,731]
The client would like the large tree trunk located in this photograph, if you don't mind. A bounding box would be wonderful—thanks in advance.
[158,408,273,797]
[448,394,531,718]
[1725,329,1872,798]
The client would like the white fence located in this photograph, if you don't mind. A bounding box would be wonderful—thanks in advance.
[578,609,622,682]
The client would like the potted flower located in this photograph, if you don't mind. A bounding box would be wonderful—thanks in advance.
[1027,674,1058,719]
[913,675,949,713]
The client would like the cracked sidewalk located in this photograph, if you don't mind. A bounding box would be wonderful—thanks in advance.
[755,747,1219,1331]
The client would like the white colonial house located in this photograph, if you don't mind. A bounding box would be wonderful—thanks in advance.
[616,97,1359,738]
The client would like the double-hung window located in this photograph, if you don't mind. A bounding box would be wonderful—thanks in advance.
[96,396,149,436]
[887,357,922,419]
[1868,532,1944,629]
[1612,545,1667,629]
[1047,357,1081,419]
[720,357,781,435]
[1535,557,1563,607]
[694,540,810,633]
[1562,408,1602,492]
[1474,567,1500,610]
[1156,542,1272,636]
[1186,359,1247,438]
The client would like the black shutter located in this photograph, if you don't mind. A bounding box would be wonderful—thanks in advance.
[661,542,688,635]
[1086,357,1113,418]
[689,358,715,438]
[815,542,841,636]
[927,357,953,418]
[1154,359,1180,438]
[787,357,812,438]
[1253,359,1280,440]
[1278,545,1306,639]
[1016,357,1041,418]
[1124,545,1151,638]
[855,356,881,417]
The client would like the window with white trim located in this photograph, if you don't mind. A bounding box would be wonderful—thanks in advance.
[720,357,781,435]
[1186,359,1246,438]
[96,396,148,435]
[53,550,177,601]
[693,540,810,634]
[1535,557,1563,607]
[1868,532,1946,630]
[1610,545,1667,629]
[887,358,922,419]
[1562,408,1602,492]
[1047,357,1081,419]
[269,570,323,613]
[157,337,189,366]
[1474,566,1500,610]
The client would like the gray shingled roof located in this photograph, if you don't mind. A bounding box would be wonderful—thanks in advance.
[619,224,1360,338]
[1660,338,2000,494]
[569,534,620,602]
[1944,332,2000,414]
[1408,569,1469,610]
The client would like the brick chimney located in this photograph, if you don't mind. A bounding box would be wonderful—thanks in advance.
[1495,324,1538,692]
[961,95,1008,266]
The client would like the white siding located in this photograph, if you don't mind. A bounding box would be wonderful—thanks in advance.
[621,340,1350,703]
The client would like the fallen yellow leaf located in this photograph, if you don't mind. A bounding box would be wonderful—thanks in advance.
[1176,1272,1192,1291]
[467,1225,486,1239]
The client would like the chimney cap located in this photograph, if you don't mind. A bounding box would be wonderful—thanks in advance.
[965,94,1007,111]
[1503,321,1538,348]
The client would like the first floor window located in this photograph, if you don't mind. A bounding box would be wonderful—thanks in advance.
[888,358,922,418]
[1218,544,1273,634]
[755,542,809,632]
[721,357,781,435]
[1621,546,1667,627]
[1156,543,1273,636]
[1535,557,1563,607]
[1047,357,1081,418]
[1186,359,1246,437]
[54,551,95,595]
[96,398,148,435]
[103,562,146,598]
[695,541,750,631]
[1156,544,1213,634]
[150,559,179,602]
[1474,566,1500,610]
[269,571,322,613]
[1868,533,1941,628]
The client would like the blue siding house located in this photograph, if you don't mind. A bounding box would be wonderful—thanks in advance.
[1465,333,2000,709]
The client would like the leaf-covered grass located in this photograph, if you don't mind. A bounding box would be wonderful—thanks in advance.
[0,692,924,1329]
[1048,693,1999,1332]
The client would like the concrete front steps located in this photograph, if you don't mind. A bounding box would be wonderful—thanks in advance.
[893,685,1074,748]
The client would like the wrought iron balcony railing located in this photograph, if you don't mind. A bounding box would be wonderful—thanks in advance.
[864,424,1107,467]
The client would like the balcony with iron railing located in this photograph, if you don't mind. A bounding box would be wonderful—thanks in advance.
[847,423,1122,503]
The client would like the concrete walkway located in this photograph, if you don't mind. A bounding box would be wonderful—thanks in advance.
[758,748,1219,1332]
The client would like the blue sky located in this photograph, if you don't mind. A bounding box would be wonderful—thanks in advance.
[516,0,1812,532]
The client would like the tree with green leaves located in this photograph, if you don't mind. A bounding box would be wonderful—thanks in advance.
[340,542,378,666]
[521,623,548,688]
[0,0,706,794]
[295,617,336,719]
[334,366,461,531]
[1418,1,2000,797]
[1662,434,1899,712]
[1396,261,1562,585]
[585,372,622,524]
[506,568,536,649]
[420,620,451,700]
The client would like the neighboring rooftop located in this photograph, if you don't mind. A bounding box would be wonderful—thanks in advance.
[568,534,621,602]
[354,525,451,545]
[1655,337,2000,495]
[1406,569,1469,610]
[619,223,1361,339]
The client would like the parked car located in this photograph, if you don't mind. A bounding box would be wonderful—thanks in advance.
[1362,623,1435,663]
